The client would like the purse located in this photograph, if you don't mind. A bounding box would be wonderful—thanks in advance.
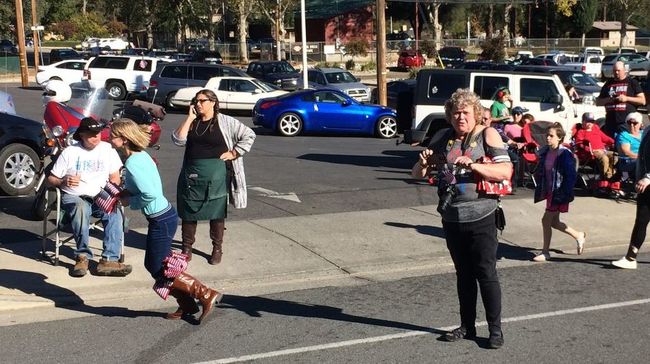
[495,199,506,233]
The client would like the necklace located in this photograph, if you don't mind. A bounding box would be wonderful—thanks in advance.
[194,119,212,136]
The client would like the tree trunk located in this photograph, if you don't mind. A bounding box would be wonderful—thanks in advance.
[82,0,87,15]
[144,1,154,49]
[503,3,512,41]
[487,5,494,38]
[238,3,249,63]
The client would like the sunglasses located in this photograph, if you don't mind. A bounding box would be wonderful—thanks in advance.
[628,120,640,125]
[195,98,212,104]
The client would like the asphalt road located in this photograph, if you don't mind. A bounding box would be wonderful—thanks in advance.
[0,84,533,245]
[1,252,649,363]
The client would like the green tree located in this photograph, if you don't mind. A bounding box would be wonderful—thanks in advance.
[573,0,598,46]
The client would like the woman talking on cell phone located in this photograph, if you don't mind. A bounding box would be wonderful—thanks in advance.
[172,89,256,265]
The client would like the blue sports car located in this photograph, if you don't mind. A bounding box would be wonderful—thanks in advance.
[252,88,398,138]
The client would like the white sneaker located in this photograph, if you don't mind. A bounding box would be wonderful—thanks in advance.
[611,257,637,269]
[532,252,551,262]
[576,232,586,255]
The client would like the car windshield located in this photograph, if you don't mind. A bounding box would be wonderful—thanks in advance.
[264,62,295,73]
[602,55,617,63]
[251,79,277,92]
[324,71,357,84]
[555,72,599,86]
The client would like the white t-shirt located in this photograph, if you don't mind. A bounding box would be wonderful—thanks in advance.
[51,141,123,197]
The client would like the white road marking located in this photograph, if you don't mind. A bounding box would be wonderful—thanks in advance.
[197,298,650,364]
[248,186,301,203]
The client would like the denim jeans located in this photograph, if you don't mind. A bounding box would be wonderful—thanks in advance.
[60,193,123,261]
[442,212,502,334]
[145,206,178,280]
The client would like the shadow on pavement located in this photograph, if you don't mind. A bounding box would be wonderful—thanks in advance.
[0,269,161,319]
[384,221,445,238]
[0,195,39,221]
[220,294,442,334]
[297,152,415,169]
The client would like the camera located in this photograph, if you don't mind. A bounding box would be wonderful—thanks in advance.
[436,164,459,214]
[437,183,458,214]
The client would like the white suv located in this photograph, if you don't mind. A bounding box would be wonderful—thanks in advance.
[83,55,165,100]
[98,38,132,51]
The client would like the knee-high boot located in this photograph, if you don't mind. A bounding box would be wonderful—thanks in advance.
[170,271,222,322]
[208,219,225,265]
[165,289,200,320]
[181,221,197,261]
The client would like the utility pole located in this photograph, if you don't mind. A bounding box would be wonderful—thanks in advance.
[14,0,29,87]
[376,0,387,106]
[276,0,282,60]
[30,0,40,75]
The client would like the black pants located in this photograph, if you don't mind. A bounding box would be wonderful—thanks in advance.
[443,212,502,334]
[628,189,650,259]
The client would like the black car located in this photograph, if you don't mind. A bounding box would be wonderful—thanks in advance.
[0,39,17,54]
[438,46,466,68]
[0,111,50,196]
[188,50,223,64]
[371,79,416,133]
[49,48,82,64]
[246,60,300,90]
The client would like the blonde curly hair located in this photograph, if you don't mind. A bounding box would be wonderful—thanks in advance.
[444,88,483,123]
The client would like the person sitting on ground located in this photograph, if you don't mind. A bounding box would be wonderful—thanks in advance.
[574,112,616,180]
[616,112,643,180]
[47,117,132,278]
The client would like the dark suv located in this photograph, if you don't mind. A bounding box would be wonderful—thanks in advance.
[246,61,300,90]
[0,39,17,54]
[49,48,82,64]
[438,46,466,68]
[147,62,248,108]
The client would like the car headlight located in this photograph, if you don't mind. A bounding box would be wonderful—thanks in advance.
[52,125,64,137]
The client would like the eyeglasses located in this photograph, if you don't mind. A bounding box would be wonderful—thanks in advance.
[195,98,211,104]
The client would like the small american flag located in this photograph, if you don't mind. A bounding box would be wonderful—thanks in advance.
[94,182,122,214]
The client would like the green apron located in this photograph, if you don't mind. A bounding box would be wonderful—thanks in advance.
[177,159,227,221]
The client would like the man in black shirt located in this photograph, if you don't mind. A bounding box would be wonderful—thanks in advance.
[596,61,646,137]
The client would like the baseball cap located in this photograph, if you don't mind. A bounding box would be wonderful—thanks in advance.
[582,112,596,123]
[512,106,528,115]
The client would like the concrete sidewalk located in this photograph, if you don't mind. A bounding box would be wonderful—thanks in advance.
[0,196,635,325]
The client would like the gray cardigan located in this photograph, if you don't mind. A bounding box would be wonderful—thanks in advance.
[172,113,256,208]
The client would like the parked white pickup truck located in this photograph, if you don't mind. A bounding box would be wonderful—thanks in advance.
[563,55,602,78]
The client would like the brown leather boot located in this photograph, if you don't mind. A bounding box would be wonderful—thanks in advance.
[181,221,197,261]
[170,272,222,323]
[208,219,225,265]
[165,289,200,320]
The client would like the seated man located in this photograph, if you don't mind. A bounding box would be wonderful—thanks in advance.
[47,117,132,278]
[574,112,616,179]
[616,112,643,180]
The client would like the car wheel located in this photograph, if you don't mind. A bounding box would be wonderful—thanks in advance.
[165,91,177,110]
[0,144,41,196]
[106,81,127,100]
[49,77,62,81]
[277,112,303,136]
[376,116,398,138]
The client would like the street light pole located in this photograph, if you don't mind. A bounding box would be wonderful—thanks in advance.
[376,0,387,106]
[30,0,40,74]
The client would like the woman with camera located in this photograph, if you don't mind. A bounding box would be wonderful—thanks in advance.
[412,88,512,349]
[172,89,255,265]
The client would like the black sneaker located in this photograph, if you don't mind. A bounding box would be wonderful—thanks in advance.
[488,332,504,349]
[443,326,477,342]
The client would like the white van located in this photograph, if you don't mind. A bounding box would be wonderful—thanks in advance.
[405,69,605,145]
[83,55,166,100]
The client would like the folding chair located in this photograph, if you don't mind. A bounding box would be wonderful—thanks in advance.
[41,187,125,266]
